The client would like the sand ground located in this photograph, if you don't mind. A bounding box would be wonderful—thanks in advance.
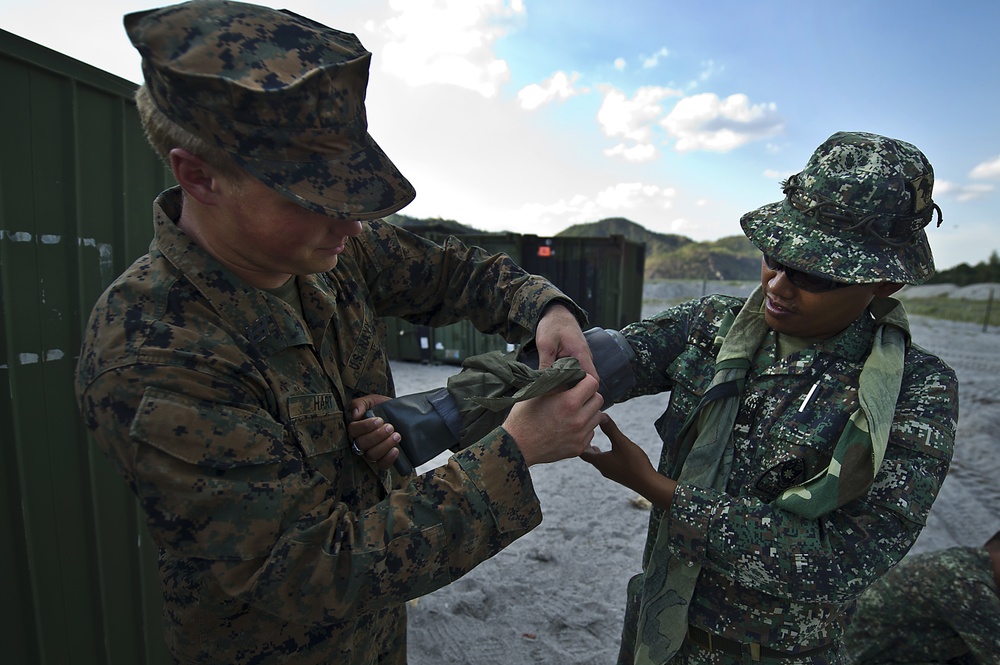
[394,284,1000,665]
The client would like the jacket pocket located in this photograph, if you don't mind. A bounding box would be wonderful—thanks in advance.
[130,386,286,559]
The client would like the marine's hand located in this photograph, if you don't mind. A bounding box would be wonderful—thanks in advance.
[348,395,400,470]
[503,373,603,466]
[581,416,677,509]
[534,303,598,378]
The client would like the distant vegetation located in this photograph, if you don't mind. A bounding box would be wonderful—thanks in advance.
[895,295,997,326]
[556,217,760,280]
[925,251,1000,286]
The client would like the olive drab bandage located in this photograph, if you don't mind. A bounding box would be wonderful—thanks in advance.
[372,327,637,475]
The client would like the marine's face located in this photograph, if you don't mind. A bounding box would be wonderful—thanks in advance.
[217,175,362,287]
[760,257,898,339]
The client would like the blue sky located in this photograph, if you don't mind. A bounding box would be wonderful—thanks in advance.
[3,0,998,271]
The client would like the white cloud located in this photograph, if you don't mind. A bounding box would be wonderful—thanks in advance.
[517,71,586,110]
[517,181,676,228]
[604,143,659,162]
[642,47,669,69]
[970,156,1000,180]
[934,179,995,203]
[614,57,627,71]
[597,85,681,143]
[660,92,784,152]
[596,182,676,210]
[698,59,721,82]
[377,0,522,97]
[668,217,701,234]
[687,59,722,89]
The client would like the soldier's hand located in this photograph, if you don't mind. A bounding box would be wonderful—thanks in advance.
[535,303,598,378]
[503,374,603,466]
[581,416,676,509]
[348,395,400,470]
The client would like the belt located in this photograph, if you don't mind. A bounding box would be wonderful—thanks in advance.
[686,625,834,662]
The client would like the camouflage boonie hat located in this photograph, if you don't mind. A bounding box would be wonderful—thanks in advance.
[740,131,942,285]
[124,0,415,221]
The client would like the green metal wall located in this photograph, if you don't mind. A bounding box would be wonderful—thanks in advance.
[519,234,645,331]
[0,29,174,665]
[386,231,645,365]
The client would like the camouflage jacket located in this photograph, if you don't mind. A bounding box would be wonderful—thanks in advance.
[75,187,580,665]
[617,295,957,663]
[847,546,1000,664]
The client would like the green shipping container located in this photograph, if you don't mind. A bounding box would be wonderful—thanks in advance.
[381,230,523,365]
[519,234,645,331]
[381,229,644,366]
[1,29,174,665]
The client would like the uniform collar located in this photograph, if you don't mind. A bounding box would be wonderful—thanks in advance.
[152,187,324,356]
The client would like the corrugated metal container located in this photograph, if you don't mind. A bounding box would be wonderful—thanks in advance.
[382,230,644,365]
[519,234,645,331]
[382,231,523,365]
[1,29,173,665]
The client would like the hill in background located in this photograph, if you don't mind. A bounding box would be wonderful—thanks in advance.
[386,213,762,281]
[557,217,760,280]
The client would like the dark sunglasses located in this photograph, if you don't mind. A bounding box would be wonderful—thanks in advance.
[762,255,850,293]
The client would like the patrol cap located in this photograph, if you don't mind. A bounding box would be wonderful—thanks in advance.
[124,0,415,221]
[740,131,942,285]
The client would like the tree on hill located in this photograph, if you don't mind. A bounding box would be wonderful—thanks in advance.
[644,236,760,280]
[926,251,1000,286]
[557,217,691,255]
[385,213,482,235]
[558,217,760,280]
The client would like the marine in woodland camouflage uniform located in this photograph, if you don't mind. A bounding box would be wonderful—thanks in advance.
[74,2,604,664]
[846,530,1000,664]
[583,132,959,664]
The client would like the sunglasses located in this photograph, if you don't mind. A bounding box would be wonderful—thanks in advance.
[762,255,850,293]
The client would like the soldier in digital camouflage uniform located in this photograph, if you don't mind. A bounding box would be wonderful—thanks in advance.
[582,131,959,664]
[73,2,605,664]
[846,530,1000,664]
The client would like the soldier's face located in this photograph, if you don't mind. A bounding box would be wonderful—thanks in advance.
[760,258,900,339]
[218,175,362,287]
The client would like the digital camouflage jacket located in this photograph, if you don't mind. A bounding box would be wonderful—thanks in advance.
[617,295,958,664]
[75,187,580,665]
[847,546,1000,664]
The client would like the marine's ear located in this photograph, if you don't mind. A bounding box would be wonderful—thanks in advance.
[169,148,227,207]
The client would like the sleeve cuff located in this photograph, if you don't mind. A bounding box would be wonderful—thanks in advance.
[508,277,589,339]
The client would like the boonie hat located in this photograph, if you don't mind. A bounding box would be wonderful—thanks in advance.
[740,131,942,285]
[124,0,415,220]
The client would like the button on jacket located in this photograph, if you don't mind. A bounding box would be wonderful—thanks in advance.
[75,187,580,664]
[617,294,958,663]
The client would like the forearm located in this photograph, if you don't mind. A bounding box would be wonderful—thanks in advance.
[179,429,541,624]
[359,221,579,341]
[634,468,677,511]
